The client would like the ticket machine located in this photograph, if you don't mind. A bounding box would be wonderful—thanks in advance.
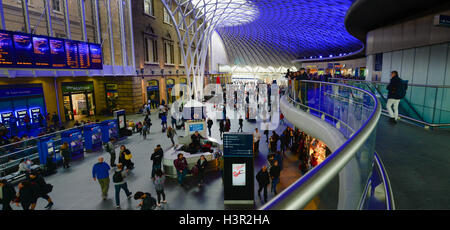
[15,109,28,127]
[30,108,41,124]
[0,112,14,129]
[100,119,118,143]
[37,136,61,165]
[61,129,84,160]
[83,124,102,152]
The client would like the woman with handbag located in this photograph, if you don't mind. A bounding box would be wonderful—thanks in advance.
[28,171,54,209]
[119,145,134,170]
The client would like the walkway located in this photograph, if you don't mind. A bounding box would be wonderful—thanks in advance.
[375,116,450,209]
[7,107,302,210]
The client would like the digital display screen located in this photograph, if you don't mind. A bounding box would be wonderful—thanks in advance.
[13,34,34,67]
[0,29,102,70]
[78,42,90,69]
[49,38,66,68]
[65,40,79,69]
[118,115,125,129]
[0,31,14,66]
[33,36,51,67]
[223,133,254,156]
[232,163,246,186]
[89,43,102,69]
[1,112,13,127]
[16,110,28,126]
[30,108,41,124]
[189,123,204,132]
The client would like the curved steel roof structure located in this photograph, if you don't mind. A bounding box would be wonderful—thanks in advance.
[215,0,364,66]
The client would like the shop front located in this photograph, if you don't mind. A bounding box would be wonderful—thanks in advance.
[61,82,95,121]
[166,78,176,104]
[147,80,160,109]
[0,84,47,137]
[105,83,119,114]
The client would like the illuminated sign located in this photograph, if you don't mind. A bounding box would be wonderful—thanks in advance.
[0,29,102,70]
[232,163,246,186]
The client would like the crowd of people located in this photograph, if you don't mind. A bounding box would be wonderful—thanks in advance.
[285,68,364,82]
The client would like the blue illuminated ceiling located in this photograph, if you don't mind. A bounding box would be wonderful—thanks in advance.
[215,0,364,67]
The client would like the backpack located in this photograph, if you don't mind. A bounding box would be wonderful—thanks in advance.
[398,79,408,99]
[112,170,124,183]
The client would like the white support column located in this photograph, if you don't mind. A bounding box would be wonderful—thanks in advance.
[118,0,127,66]
[0,0,6,30]
[62,0,71,39]
[21,0,31,33]
[126,0,136,71]
[78,0,88,41]
[92,0,102,43]
[43,0,53,36]
[106,0,115,67]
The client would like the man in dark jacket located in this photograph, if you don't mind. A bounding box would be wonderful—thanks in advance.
[15,180,37,210]
[151,145,164,179]
[0,179,16,210]
[219,119,225,139]
[191,131,205,153]
[270,160,281,195]
[207,118,213,136]
[28,171,54,209]
[256,166,270,203]
[238,117,243,132]
[386,71,403,123]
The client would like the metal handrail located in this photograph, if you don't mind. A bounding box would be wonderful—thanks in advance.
[329,78,450,88]
[330,78,450,127]
[260,80,381,210]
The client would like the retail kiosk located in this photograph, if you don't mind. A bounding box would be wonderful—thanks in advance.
[61,129,84,160]
[100,119,118,143]
[83,124,102,152]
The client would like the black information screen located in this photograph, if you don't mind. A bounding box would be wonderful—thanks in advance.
[33,36,51,67]
[223,133,253,156]
[13,33,34,67]
[50,38,67,68]
[0,31,14,66]
[65,40,79,69]
[78,42,90,69]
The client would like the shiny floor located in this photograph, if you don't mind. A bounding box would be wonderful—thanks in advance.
[8,109,301,210]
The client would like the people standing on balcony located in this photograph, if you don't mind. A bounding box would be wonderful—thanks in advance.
[387,71,406,124]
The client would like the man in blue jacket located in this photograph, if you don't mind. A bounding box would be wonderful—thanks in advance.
[386,71,403,124]
[92,157,111,200]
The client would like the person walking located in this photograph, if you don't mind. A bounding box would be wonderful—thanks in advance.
[386,71,405,124]
[238,116,243,132]
[219,119,225,140]
[256,166,270,203]
[153,169,167,207]
[196,155,208,187]
[270,160,281,195]
[0,179,16,210]
[173,153,188,186]
[207,118,213,136]
[105,137,117,167]
[167,126,177,146]
[216,152,224,183]
[14,180,37,210]
[253,128,261,155]
[60,142,71,169]
[28,171,54,209]
[150,145,164,179]
[133,191,157,210]
[161,113,167,132]
[142,124,148,140]
[112,163,133,209]
[92,157,111,200]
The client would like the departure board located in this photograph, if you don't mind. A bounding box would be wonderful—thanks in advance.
[65,40,79,69]
[49,38,66,68]
[223,133,254,156]
[78,42,90,69]
[0,31,14,66]
[89,43,102,69]
[13,33,34,67]
[0,29,102,70]
[33,36,51,67]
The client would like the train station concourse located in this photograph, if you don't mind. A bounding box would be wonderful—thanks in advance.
[0,0,449,224]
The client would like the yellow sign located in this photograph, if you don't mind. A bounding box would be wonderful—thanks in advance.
[148,80,158,86]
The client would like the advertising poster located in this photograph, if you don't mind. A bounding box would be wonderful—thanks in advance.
[232,163,246,186]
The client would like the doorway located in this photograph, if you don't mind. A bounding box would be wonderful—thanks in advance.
[63,92,95,121]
